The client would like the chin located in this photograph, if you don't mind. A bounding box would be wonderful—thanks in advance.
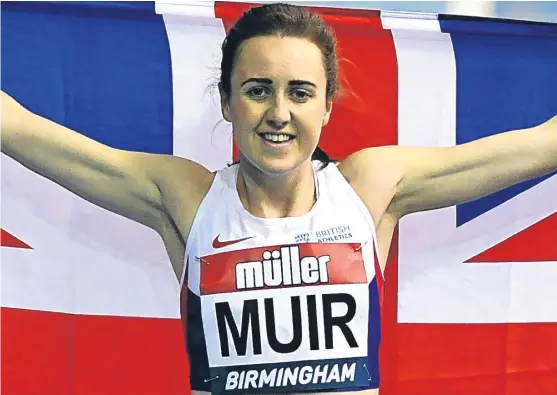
[245,153,306,176]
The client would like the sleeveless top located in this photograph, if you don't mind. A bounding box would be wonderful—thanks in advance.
[181,161,384,394]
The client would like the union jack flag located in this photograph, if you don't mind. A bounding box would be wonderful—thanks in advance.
[1,2,556,395]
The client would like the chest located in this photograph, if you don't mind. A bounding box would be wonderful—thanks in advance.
[185,206,377,295]
[182,174,387,389]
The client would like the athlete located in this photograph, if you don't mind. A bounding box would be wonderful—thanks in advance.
[2,3,556,395]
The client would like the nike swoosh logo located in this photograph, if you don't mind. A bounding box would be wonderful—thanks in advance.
[212,235,255,249]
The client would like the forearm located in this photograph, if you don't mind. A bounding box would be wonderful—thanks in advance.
[2,91,115,178]
[1,93,55,173]
[1,91,167,229]
[2,92,62,165]
[1,92,31,153]
[1,91,129,207]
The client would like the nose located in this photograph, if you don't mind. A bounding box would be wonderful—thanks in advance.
[265,97,290,130]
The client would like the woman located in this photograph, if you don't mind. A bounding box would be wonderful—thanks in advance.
[2,3,556,395]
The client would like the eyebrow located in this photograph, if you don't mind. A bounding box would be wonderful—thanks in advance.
[240,78,317,88]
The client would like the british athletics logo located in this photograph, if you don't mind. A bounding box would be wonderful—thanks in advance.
[198,243,373,394]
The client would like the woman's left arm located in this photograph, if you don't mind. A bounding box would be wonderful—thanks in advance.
[348,115,557,219]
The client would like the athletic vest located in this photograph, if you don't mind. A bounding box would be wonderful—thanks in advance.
[181,161,383,394]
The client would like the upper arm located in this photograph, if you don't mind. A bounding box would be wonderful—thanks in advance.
[2,92,212,234]
[342,115,557,220]
[390,119,557,217]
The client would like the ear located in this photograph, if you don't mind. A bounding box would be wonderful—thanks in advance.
[322,100,333,126]
[218,82,232,122]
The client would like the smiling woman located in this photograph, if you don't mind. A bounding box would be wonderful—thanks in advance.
[222,35,332,177]
[219,3,339,174]
[1,2,556,395]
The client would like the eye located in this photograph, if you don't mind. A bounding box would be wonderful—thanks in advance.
[246,87,270,100]
[291,89,312,102]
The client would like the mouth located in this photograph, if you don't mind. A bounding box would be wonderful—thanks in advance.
[257,132,296,145]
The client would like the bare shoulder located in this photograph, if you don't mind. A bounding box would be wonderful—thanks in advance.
[337,147,405,224]
[148,155,215,238]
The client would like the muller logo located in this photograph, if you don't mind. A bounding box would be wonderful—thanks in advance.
[235,246,330,290]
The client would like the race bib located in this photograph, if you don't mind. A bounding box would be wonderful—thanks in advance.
[200,243,372,394]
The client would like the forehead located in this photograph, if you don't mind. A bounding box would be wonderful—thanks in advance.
[232,36,326,84]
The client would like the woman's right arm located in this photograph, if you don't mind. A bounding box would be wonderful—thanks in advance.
[1,91,207,233]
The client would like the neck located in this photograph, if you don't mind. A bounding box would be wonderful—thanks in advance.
[237,158,316,218]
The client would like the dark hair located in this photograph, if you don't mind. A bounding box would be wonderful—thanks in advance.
[220,3,338,168]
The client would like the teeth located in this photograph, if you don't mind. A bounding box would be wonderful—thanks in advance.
[263,133,292,142]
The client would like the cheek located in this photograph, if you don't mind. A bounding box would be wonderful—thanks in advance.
[229,99,260,149]
[229,96,246,120]
[298,108,325,138]
[230,97,262,127]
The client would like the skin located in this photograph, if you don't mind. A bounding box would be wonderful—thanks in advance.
[2,34,556,395]
[221,36,332,221]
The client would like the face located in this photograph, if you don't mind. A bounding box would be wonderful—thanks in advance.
[220,35,333,174]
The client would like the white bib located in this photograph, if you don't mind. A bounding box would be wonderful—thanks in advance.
[182,162,383,394]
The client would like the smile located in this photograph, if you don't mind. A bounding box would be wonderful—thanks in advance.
[258,133,296,143]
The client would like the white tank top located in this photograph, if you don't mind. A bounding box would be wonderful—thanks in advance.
[181,161,384,394]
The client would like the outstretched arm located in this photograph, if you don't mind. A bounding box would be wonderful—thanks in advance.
[344,115,557,219]
[1,91,206,233]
